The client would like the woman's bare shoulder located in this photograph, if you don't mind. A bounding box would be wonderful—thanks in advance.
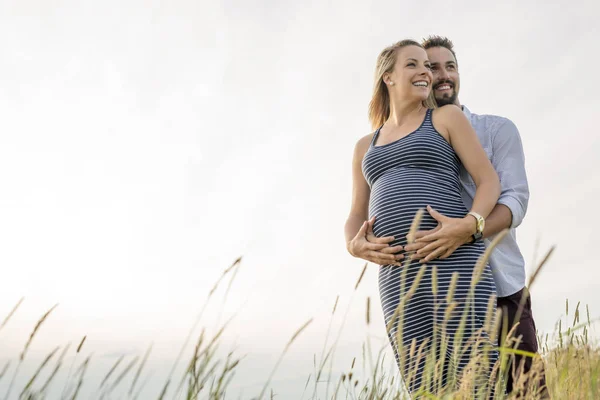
[431,105,468,137]
[354,131,376,155]
[432,104,464,121]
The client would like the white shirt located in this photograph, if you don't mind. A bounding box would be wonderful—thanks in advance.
[460,106,529,297]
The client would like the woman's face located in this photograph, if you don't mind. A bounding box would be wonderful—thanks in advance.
[384,45,433,102]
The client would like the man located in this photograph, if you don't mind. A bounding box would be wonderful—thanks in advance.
[402,35,547,396]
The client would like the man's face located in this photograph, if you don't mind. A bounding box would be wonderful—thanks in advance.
[425,46,460,106]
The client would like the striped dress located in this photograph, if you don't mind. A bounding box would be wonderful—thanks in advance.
[362,109,498,394]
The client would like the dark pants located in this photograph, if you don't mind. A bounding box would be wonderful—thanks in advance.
[497,287,548,396]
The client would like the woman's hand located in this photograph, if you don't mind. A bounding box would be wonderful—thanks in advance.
[408,205,475,263]
[347,217,404,266]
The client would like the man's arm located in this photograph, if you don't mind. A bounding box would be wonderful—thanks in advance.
[482,204,512,238]
[492,119,530,229]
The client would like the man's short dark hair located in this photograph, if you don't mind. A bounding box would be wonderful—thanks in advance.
[422,35,458,65]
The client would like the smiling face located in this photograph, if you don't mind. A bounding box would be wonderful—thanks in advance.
[426,46,460,106]
[383,45,433,103]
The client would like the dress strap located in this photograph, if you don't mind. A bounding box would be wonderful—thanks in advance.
[370,125,383,147]
[424,108,433,125]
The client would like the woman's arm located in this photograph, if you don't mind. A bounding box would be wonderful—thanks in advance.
[436,105,501,219]
[408,106,501,262]
[345,135,402,265]
[344,136,372,247]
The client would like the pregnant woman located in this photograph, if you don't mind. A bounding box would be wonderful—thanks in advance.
[344,39,501,395]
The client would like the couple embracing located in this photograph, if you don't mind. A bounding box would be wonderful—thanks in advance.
[345,36,547,398]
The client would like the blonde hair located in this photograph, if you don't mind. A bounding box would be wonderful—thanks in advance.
[368,40,437,130]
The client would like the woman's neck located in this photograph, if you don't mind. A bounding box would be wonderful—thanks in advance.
[387,99,426,127]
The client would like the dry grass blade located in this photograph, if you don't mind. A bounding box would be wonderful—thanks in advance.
[76,336,86,353]
[224,256,243,299]
[224,256,242,275]
[406,208,424,244]
[332,295,339,315]
[99,355,124,388]
[60,337,85,399]
[209,256,242,298]
[132,371,153,400]
[175,318,233,397]
[490,308,503,346]
[39,343,71,394]
[0,297,24,333]
[587,304,591,324]
[385,301,403,335]
[157,380,169,400]
[528,245,555,289]
[300,373,311,399]
[507,246,556,333]
[129,343,153,396]
[483,295,497,334]
[109,356,139,392]
[288,319,312,346]
[473,229,508,285]
[313,296,341,399]
[573,301,581,327]
[366,297,371,325]
[20,304,58,361]
[431,266,438,297]
[446,272,459,304]
[386,263,425,335]
[499,317,522,349]
[60,336,85,399]
[355,263,368,291]
[444,302,458,322]
[497,346,540,358]
[258,318,313,400]
[167,257,242,397]
[69,356,91,400]
[203,321,230,354]
[0,362,9,382]
[4,304,58,400]
[404,264,427,300]
[560,318,600,336]
[175,328,208,396]
[389,267,427,335]
[19,346,60,398]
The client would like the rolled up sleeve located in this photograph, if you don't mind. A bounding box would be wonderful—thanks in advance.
[492,119,530,228]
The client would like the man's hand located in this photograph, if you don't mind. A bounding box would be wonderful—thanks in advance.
[347,216,404,266]
[404,205,475,263]
[403,225,440,258]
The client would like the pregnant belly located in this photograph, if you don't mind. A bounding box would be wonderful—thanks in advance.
[368,170,467,246]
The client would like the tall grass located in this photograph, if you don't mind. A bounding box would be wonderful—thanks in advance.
[0,224,598,399]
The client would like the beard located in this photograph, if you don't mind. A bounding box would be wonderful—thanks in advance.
[435,91,457,106]
[433,80,458,107]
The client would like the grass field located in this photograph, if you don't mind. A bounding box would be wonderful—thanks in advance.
[1,231,598,399]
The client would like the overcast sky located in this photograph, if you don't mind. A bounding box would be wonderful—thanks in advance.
[0,0,598,398]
